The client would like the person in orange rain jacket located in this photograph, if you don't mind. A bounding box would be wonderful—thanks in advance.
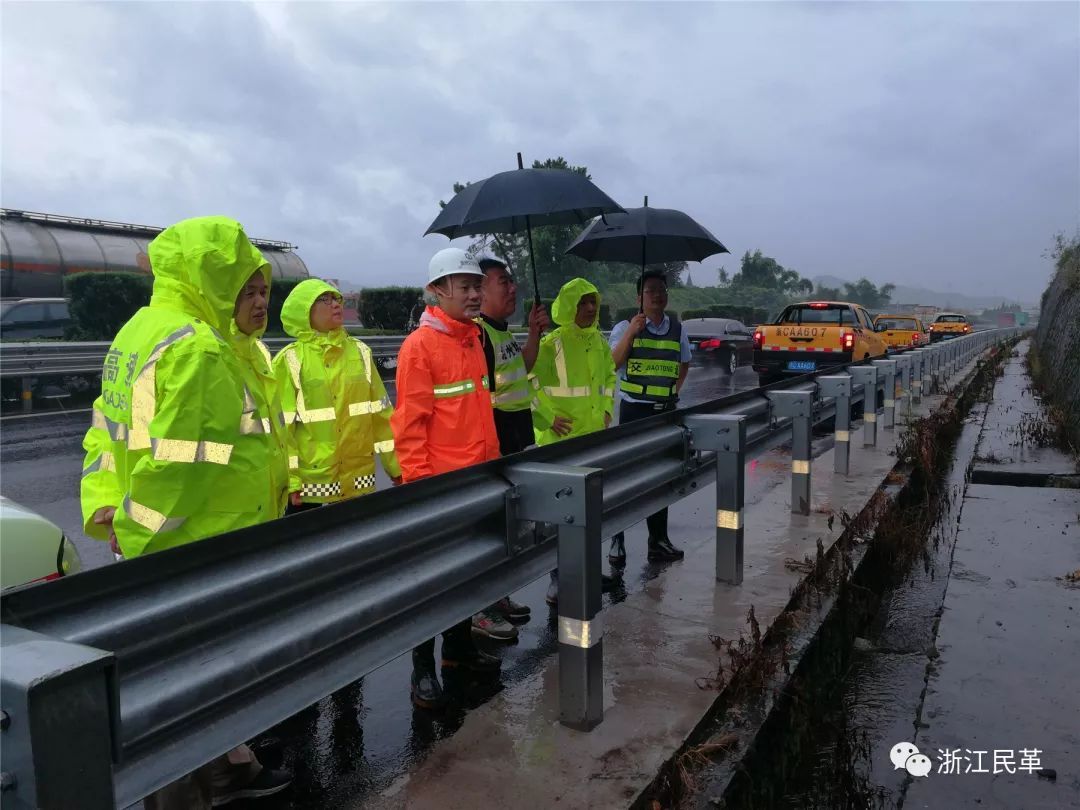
[391,247,501,709]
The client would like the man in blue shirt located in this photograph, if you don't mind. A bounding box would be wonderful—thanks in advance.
[608,269,691,565]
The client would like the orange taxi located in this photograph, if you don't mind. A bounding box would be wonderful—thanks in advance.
[873,314,929,351]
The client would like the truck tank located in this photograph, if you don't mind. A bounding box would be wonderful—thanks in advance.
[0,209,310,298]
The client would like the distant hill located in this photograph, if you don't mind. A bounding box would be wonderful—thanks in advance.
[811,275,1031,311]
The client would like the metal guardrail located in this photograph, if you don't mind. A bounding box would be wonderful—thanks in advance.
[0,331,586,412]
[0,335,413,378]
[0,329,1021,808]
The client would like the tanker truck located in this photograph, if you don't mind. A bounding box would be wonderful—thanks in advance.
[1,209,310,299]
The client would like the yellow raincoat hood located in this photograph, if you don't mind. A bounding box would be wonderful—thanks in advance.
[148,216,270,335]
[551,277,601,329]
[281,278,345,345]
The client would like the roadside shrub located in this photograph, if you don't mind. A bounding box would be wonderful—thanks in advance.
[680,305,769,325]
[64,273,152,341]
[681,308,711,321]
[265,278,306,336]
[359,287,424,331]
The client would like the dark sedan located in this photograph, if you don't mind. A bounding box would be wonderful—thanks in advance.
[685,318,755,375]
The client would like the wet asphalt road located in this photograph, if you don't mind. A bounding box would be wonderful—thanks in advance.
[0,361,828,808]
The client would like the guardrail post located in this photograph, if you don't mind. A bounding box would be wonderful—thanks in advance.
[505,463,604,731]
[910,349,925,404]
[766,389,815,515]
[817,375,853,475]
[894,354,912,417]
[683,414,746,584]
[0,626,117,809]
[20,376,34,413]
[872,359,898,430]
[849,365,879,447]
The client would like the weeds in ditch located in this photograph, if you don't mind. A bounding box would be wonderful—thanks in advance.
[645,343,1014,810]
[673,734,741,795]
[1013,408,1077,453]
[1024,342,1080,456]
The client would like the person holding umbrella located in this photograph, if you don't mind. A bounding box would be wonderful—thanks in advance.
[565,200,728,566]
[477,257,550,455]
[606,269,692,565]
[529,277,619,604]
[391,246,503,710]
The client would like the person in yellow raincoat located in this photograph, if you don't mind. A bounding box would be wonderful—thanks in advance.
[530,277,616,445]
[78,216,292,808]
[273,279,401,512]
[529,277,619,604]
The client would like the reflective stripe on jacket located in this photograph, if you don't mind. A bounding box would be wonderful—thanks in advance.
[620,317,683,402]
[80,217,289,558]
[273,279,401,503]
[477,318,531,411]
[391,305,500,482]
[530,278,615,446]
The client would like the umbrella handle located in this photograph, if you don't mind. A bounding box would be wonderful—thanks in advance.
[526,216,542,331]
[638,233,647,314]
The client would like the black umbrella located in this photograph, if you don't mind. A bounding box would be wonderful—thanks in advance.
[425,153,624,306]
[565,196,729,311]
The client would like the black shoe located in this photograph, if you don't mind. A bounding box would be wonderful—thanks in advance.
[608,535,626,565]
[647,536,685,562]
[601,573,620,590]
[246,736,284,771]
[494,596,531,623]
[410,668,446,709]
[441,643,501,673]
[211,767,292,806]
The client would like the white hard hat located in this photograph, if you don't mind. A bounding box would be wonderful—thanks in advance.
[428,247,483,285]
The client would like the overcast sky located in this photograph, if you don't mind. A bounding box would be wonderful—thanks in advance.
[3,1,1077,302]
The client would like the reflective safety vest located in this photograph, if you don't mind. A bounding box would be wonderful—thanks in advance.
[620,316,683,403]
[274,279,401,503]
[478,319,531,412]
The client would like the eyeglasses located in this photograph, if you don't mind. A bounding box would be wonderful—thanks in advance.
[314,293,340,306]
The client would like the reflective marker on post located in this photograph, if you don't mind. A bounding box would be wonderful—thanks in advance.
[21,376,34,414]
[818,375,853,476]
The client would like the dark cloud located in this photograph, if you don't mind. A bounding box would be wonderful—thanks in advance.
[2,1,1077,302]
